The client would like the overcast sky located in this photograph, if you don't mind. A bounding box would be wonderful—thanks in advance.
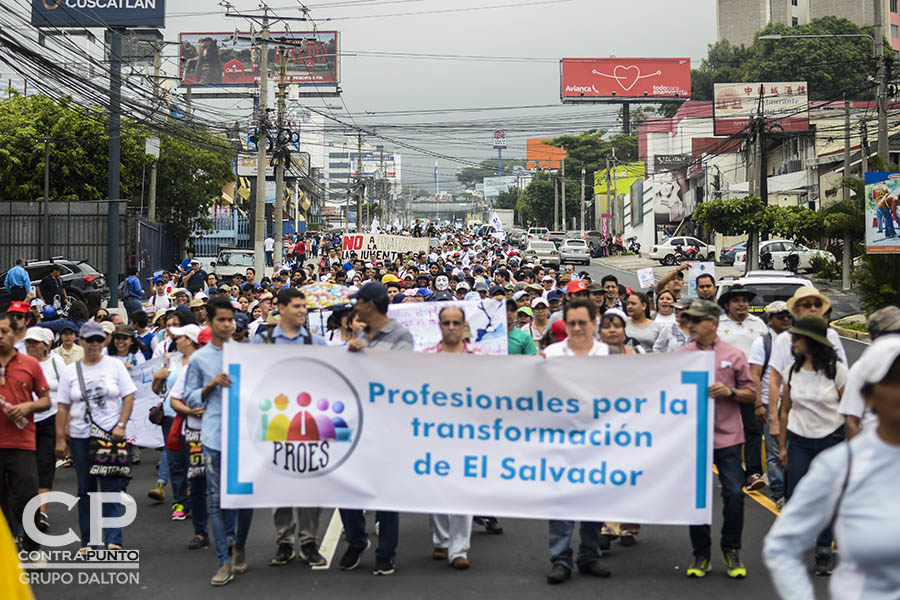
[5,0,718,190]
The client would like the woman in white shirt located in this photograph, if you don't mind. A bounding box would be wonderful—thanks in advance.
[55,321,137,551]
[765,336,900,600]
[24,327,66,533]
[653,290,676,324]
[777,314,848,576]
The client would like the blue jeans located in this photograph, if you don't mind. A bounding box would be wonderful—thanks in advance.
[204,447,253,565]
[339,509,398,560]
[69,437,128,548]
[880,206,896,237]
[689,444,744,556]
[548,520,604,568]
[123,297,143,320]
[785,429,843,553]
[265,251,274,267]
[164,422,190,508]
[157,417,173,486]
[877,207,886,232]
[762,420,785,500]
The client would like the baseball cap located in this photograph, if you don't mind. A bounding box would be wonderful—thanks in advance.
[602,307,628,323]
[517,306,534,318]
[100,321,116,335]
[456,281,470,291]
[351,281,389,305]
[565,280,587,294]
[765,300,790,314]
[24,327,53,345]
[683,299,721,320]
[856,335,900,385]
[381,274,401,284]
[489,285,506,296]
[30,298,46,310]
[867,306,900,338]
[169,324,202,344]
[587,282,603,293]
[674,297,694,311]
[547,290,564,302]
[474,282,489,293]
[234,312,250,332]
[541,275,555,283]
[113,324,135,338]
[79,321,107,339]
[531,297,549,309]
[7,301,30,314]
[198,327,212,345]
[512,290,528,301]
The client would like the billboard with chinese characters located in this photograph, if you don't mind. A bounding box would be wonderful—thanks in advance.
[179,31,339,87]
[32,0,165,28]
[865,172,900,254]
[713,82,809,135]
[561,58,691,100]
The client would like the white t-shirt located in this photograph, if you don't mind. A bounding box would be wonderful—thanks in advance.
[786,362,849,439]
[747,329,777,405]
[34,354,66,423]
[57,357,138,439]
[264,237,275,252]
[838,360,879,431]
[717,313,767,357]
[654,312,676,325]
[544,339,610,357]
[770,328,848,377]
[166,362,201,430]
[151,292,170,311]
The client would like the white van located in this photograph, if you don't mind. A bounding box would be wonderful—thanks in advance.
[527,227,549,241]
[211,249,255,282]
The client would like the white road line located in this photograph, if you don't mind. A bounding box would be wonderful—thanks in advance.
[313,508,343,570]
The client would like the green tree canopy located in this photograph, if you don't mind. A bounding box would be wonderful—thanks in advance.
[691,16,878,101]
[516,172,579,228]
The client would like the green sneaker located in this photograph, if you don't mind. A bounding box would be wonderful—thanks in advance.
[722,549,747,578]
[686,555,711,578]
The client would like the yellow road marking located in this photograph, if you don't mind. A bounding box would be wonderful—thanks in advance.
[711,465,780,516]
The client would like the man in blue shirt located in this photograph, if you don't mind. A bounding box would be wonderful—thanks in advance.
[4,258,30,301]
[250,288,328,568]
[184,297,253,586]
[179,249,196,277]
[123,266,144,319]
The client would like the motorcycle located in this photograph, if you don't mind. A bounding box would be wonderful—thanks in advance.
[784,250,800,273]
[759,251,775,271]
[673,244,700,265]
[626,236,641,254]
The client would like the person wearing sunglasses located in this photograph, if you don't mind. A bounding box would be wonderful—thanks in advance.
[424,305,480,570]
[677,299,757,579]
[55,320,136,553]
[767,287,848,449]
[747,301,793,510]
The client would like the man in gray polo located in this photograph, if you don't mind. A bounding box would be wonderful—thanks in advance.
[339,282,413,576]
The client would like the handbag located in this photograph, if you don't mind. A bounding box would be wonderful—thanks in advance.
[184,425,206,480]
[166,413,185,452]
[76,361,132,479]
[148,402,164,425]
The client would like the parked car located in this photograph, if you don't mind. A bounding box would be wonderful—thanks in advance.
[719,240,747,265]
[584,230,604,245]
[547,231,567,247]
[527,227,549,242]
[648,236,712,265]
[559,239,591,265]
[509,229,528,248]
[210,249,255,282]
[523,241,560,267]
[716,272,814,316]
[732,240,836,272]
[0,258,109,308]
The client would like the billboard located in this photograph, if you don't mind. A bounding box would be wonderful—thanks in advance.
[349,152,397,179]
[179,31,339,87]
[526,138,564,170]
[713,82,809,135]
[104,29,161,66]
[644,171,690,225]
[483,176,518,198]
[653,154,691,173]
[31,0,165,28]
[865,173,900,254]
[492,129,507,149]
[561,58,691,100]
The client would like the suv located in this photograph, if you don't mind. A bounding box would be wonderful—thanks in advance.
[527,227,549,242]
[716,272,813,316]
[0,258,109,307]
[547,231,567,247]
[210,249,255,282]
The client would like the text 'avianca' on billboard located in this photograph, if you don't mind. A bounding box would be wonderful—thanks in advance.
[179,31,339,87]
[560,58,691,100]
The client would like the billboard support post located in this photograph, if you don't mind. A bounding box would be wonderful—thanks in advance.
[498,148,502,176]
[622,102,630,136]
[561,146,566,232]
[274,46,287,265]
[107,27,122,308]
[357,133,363,232]
[254,17,270,278]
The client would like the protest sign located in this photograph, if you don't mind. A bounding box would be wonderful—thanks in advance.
[387,299,507,354]
[686,262,715,297]
[126,356,165,448]
[636,267,655,289]
[221,346,715,525]
[342,234,428,263]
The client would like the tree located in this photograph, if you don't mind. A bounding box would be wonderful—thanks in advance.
[517,173,579,228]
[496,188,517,210]
[691,17,877,101]
[0,93,234,241]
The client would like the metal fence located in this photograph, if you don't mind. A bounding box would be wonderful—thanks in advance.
[193,207,251,257]
[133,216,181,290]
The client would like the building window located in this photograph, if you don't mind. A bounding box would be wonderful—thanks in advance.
[792,17,798,26]
[893,24,899,38]
[892,0,898,13]
[792,0,798,5]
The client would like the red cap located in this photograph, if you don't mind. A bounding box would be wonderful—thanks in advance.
[565,280,587,294]
[7,301,30,314]
[551,319,568,342]
[198,327,212,345]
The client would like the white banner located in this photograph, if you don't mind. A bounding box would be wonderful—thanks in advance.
[221,346,715,525]
[126,356,165,449]
[686,262,715,297]
[387,300,508,354]
[341,234,429,263]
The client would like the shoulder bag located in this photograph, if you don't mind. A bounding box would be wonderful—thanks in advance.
[76,361,132,479]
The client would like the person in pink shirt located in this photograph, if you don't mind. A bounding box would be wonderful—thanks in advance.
[678,299,757,580]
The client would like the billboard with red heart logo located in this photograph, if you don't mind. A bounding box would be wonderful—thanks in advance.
[560,58,691,101]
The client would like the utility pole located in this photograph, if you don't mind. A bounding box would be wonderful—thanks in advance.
[605,157,611,236]
[379,147,385,223]
[40,136,50,260]
[861,122,869,174]
[553,171,559,230]
[580,164,586,237]
[274,46,287,268]
[842,97,851,290]
[875,0,889,163]
[107,27,123,308]
[147,43,161,221]
[356,133,363,232]
[253,15,270,278]
[560,146,566,230]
